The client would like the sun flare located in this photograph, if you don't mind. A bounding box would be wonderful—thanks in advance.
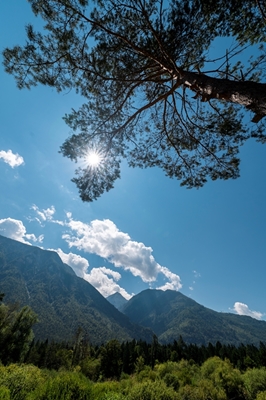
[86,150,102,168]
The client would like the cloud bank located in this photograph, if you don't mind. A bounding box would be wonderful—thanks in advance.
[27,206,182,298]
[0,218,43,245]
[233,302,264,320]
[55,248,132,299]
[0,149,24,168]
[62,217,182,291]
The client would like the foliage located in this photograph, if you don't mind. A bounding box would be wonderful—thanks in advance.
[126,379,178,400]
[2,355,266,399]
[100,339,123,379]
[3,0,266,201]
[0,300,38,365]
[26,370,93,400]
[200,357,245,399]
[0,364,44,400]
[243,368,266,400]
[0,386,10,400]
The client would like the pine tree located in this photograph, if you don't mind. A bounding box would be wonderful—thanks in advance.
[3,0,266,200]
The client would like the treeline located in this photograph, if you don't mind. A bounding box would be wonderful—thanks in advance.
[1,292,266,379]
[3,300,266,399]
[20,333,266,380]
[2,354,266,399]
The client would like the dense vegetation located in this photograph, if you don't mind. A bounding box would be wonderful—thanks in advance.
[2,297,266,399]
[2,338,266,399]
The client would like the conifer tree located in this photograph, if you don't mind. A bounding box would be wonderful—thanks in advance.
[3,0,266,200]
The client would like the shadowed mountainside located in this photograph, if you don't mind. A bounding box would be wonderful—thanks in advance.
[121,289,266,345]
[0,235,153,344]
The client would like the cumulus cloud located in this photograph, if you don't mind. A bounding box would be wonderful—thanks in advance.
[85,267,132,299]
[0,149,24,168]
[62,217,182,291]
[29,205,182,295]
[233,302,264,320]
[56,248,89,278]
[55,248,132,299]
[0,218,43,244]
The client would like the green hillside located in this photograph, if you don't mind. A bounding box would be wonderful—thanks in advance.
[121,289,266,345]
[0,235,153,344]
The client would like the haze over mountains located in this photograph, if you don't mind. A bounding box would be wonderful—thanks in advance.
[1,234,266,346]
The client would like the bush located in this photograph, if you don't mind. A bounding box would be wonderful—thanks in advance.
[27,370,92,400]
[127,379,178,400]
[243,368,266,400]
[257,392,266,400]
[91,381,123,400]
[163,373,180,391]
[0,386,10,400]
[0,364,44,400]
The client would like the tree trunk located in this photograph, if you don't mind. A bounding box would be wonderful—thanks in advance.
[179,70,266,122]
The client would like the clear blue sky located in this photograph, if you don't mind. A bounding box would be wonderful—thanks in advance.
[1,1,266,320]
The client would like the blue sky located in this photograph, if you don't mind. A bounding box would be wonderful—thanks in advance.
[1,1,266,320]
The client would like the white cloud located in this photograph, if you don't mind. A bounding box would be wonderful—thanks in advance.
[55,247,132,299]
[233,302,264,320]
[31,204,56,224]
[28,205,182,295]
[0,149,24,168]
[55,248,89,278]
[62,217,182,291]
[0,218,43,244]
[85,267,132,299]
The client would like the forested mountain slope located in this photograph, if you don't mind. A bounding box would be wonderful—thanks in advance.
[0,235,153,344]
[121,289,266,345]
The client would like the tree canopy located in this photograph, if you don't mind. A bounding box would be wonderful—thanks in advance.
[3,0,266,200]
[0,296,38,364]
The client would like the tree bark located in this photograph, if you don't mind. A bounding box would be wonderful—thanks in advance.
[179,70,266,122]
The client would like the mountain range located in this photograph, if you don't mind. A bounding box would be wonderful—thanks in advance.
[0,235,152,344]
[1,234,266,346]
[120,289,266,345]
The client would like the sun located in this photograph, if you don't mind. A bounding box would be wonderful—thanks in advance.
[85,150,102,168]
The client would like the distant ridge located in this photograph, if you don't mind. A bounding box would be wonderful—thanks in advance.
[0,235,153,344]
[106,292,128,311]
[1,234,266,346]
[121,289,266,346]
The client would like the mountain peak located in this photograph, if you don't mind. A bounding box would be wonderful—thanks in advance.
[107,292,128,311]
[0,235,153,344]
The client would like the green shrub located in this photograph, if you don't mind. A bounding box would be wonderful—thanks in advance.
[0,386,11,400]
[27,370,92,400]
[200,357,244,399]
[163,373,180,391]
[0,364,44,400]
[243,368,266,400]
[179,382,227,400]
[127,379,178,400]
[91,381,123,400]
[80,357,101,381]
[257,392,266,400]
